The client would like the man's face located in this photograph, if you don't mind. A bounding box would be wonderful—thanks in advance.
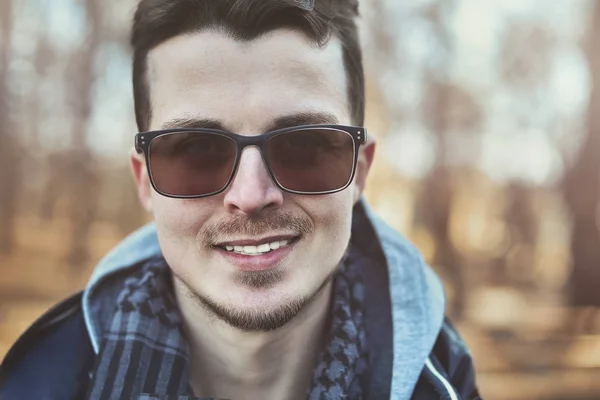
[131,29,373,331]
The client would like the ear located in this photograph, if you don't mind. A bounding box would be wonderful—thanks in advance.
[353,136,376,204]
[130,148,153,212]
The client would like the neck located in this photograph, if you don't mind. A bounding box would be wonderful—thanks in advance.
[175,281,333,400]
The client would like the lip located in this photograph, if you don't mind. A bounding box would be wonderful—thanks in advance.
[215,237,298,272]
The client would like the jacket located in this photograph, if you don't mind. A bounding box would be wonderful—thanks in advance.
[0,200,482,399]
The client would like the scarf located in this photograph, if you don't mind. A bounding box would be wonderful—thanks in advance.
[86,255,368,399]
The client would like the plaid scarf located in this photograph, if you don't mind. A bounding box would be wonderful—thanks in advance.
[86,255,367,400]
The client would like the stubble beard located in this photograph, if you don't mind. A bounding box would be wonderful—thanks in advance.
[178,266,337,332]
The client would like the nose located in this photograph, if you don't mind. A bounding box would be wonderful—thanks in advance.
[223,146,284,215]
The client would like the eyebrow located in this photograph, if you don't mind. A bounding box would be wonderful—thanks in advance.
[161,117,227,131]
[160,112,339,133]
[265,112,339,132]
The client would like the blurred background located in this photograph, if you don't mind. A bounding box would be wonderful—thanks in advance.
[1,0,599,398]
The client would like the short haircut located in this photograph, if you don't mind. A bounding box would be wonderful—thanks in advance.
[130,0,364,131]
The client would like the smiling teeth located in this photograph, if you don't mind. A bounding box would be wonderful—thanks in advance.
[224,240,290,255]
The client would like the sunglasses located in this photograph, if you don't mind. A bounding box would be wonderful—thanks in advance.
[134,124,367,198]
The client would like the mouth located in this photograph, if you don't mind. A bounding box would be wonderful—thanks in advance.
[215,236,299,256]
[214,235,299,273]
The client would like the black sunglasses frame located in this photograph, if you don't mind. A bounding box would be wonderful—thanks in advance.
[135,124,367,199]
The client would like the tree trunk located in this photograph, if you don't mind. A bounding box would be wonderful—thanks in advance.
[64,0,103,269]
[417,79,465,319]
[563,0,600,306]
[415,1,464,318]
[0,0,18,254]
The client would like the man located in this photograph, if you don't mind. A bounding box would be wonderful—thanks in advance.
[0,0,481,399]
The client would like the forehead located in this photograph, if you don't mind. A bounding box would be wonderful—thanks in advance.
[146,29,350,132]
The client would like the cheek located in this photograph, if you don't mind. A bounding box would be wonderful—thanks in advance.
[304,191,354,247]
[152,194,189,229]
[150,194,213,254]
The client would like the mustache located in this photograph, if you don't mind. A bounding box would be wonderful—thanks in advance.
[201,213,314,245]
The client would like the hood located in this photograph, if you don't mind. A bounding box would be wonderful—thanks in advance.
[82,198,446,400]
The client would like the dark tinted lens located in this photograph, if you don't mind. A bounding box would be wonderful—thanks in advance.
[266,128,355,193]
[149,132,237,196]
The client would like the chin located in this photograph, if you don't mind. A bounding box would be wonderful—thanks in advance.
[199,288,313,332]
[187,270,334,332]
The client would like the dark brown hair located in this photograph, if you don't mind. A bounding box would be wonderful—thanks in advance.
[130,0,364,131]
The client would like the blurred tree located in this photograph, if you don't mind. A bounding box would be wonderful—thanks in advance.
[494,16,558,294]
[504,183,537,288]
[418,82,465,319]
[39,152,65,221]
[415,0,466,319]
[0,0,19,254]
[33,35,62,221]
[63,0,103,268]
[563,0,600,307]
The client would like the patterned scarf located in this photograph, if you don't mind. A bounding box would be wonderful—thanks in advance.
[86,255,367,399]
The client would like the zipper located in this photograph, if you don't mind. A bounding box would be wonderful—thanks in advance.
[425,357,460,400]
